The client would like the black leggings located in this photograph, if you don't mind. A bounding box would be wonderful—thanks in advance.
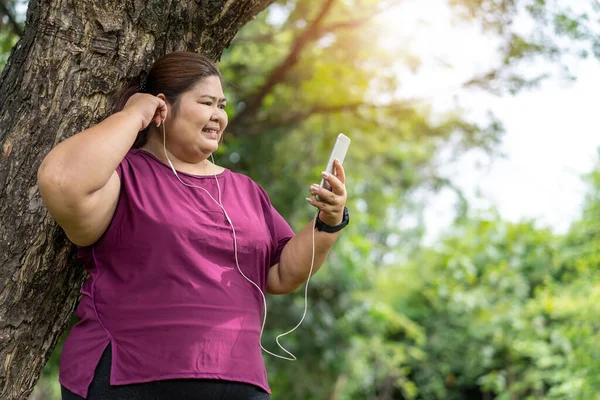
[61,344,271,400]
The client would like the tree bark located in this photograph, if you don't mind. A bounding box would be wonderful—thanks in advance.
[0,0,274,398]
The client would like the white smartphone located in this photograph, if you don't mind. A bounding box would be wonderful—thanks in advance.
[319,133,351,193]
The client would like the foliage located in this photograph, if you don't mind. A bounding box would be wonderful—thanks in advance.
[453,0,600,94]
[0,0,25,71]
[350,157,600,399]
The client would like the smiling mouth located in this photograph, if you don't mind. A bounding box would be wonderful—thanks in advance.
[202,128,219,134]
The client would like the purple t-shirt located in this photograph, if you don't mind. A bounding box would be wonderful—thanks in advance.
[58,149,295,398]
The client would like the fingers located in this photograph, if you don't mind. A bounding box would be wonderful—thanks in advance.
[309,159,347,202]
[305,196,338,213]
[307,160,347,225]
[321,168,346,196]
[158,98,168,122]
[154,98,167,127]
[309,184,338,204]
[305,195,344,226]
[333,159,346,185]
[308,180,346,208]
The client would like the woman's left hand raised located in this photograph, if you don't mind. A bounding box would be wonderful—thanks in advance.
[306,159,347,226]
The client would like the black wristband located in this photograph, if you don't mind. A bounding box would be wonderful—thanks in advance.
[315,207,349,233]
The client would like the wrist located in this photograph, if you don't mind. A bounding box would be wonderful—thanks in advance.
[317,212,343,227]
[315,207,349,233]
[117,109,146,132]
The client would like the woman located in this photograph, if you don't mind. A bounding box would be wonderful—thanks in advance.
[37,52,349,400]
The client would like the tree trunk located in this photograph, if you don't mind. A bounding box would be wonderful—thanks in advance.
[0,0,274,398]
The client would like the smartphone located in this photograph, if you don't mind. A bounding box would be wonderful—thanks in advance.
[318,133,351,194]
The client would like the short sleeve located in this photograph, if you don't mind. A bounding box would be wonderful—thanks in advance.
[115,163,124,181]
[253,183,295,267]
[115,150,132,180]
[268,204,295,267]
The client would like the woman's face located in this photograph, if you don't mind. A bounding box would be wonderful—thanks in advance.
[164,75,228,162]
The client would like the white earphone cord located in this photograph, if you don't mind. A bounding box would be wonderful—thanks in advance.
[162,124,316,361]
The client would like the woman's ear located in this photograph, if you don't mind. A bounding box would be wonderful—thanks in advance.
[155,93,171,123]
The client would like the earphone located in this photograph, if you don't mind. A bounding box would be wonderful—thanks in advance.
[160,123,317,361]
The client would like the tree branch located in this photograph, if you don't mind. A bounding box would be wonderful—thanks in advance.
[229,32,275,44]
[317,1,399,34]
[231,0,337,126]
[230,101,414,137]
[229,0,407,129]
[0,0,23,37]
[230,3,390,46]
[289,100,414,123]
[274,102,368,126]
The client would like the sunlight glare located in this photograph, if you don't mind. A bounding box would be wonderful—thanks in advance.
[376,0,499,104]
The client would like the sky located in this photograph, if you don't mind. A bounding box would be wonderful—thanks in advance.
[379,0,600,240]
